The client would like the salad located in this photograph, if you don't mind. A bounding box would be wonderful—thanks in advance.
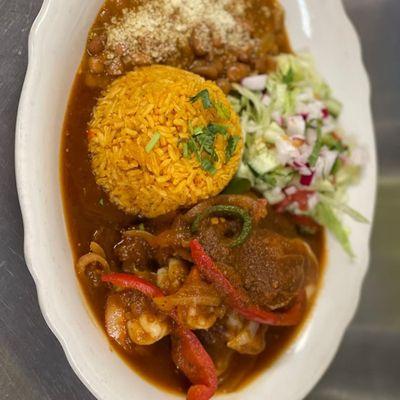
[228,54,367,256]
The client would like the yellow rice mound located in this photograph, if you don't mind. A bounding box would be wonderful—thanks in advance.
[88,65,243,217]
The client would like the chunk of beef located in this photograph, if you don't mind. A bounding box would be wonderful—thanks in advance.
[114,236,153,272]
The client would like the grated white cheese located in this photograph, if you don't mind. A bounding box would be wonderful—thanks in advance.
[105,0,252,63]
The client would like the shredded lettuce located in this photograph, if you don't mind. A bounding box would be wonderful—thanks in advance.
[312,202,354,257]
[336,164,362,187]
[275,53,332,101]
[228,53,365,257]
[319,194,369,223]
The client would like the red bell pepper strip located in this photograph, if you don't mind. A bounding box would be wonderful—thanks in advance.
[171,324,217,400]
[189,239,246,308]
[190,239,305,327]
[102,272,217,400]
[102,273,164,298]
[236,292,305,326]
[275,190,314,213]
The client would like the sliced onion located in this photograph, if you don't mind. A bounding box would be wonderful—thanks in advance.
[76,253,110,275]
[124,230,159,247]
[89,241,106,258]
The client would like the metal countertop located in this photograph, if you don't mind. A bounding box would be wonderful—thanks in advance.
[0,1,399,399]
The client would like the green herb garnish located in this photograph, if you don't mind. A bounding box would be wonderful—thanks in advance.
[190,89,213,109]
[215,101,231,119]
[321,133,347,153]
[190,89,231,120]
[207,123,228,136]
[182,122,240,174]
[201,159,217,175]
[145,132,161,153]
[191,205,252,247]
[282,67,295,86]
[308,120,323,167]
[225,135,240,162]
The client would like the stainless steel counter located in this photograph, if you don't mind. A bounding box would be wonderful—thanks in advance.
[0,1,399,399]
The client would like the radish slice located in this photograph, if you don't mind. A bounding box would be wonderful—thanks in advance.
[241,74,268,91]
[300,172,314,186]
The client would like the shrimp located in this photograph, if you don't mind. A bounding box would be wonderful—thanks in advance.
[224,312,268,355]
[105,291,170,350]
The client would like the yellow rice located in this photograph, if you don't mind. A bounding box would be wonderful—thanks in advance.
[88,65,243,217]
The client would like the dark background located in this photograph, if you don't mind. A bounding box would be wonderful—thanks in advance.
[1,0,399,399]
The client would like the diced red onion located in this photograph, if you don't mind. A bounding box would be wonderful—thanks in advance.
[292,160,313,176]
[241,74,268,91]
[300,172,314,186]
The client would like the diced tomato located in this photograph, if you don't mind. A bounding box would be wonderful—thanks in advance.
[275,190,315,213]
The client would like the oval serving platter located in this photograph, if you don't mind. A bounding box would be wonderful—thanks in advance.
[16,0,376,399]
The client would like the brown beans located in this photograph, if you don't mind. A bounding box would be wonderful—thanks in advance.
[87,34,106,55]
[190,59,223,80]
[88,56,105,74]
[190,26,211,57]
[211,31,223,49]
[226,63,251,82]
[237,44,254,63]
[216,79,232,95]
[254,54,276,74]
[191,64,219,80]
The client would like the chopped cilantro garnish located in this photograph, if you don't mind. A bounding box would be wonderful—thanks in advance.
[282,67,295,86]
[182,142,189,158]
[331,157,342,175]
[322,133,348,153]
[207,123,228,136]
[225,135,240,162]
[186,89,237,173]
[201,159,217,175]
[145,132,161,153]
[181,121,239,174]
[308,120,323,167]
[215,101,231,119]
[190,89,231,120]
[190,89,213,109]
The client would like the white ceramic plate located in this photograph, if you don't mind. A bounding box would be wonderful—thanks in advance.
[16,1,377,399]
